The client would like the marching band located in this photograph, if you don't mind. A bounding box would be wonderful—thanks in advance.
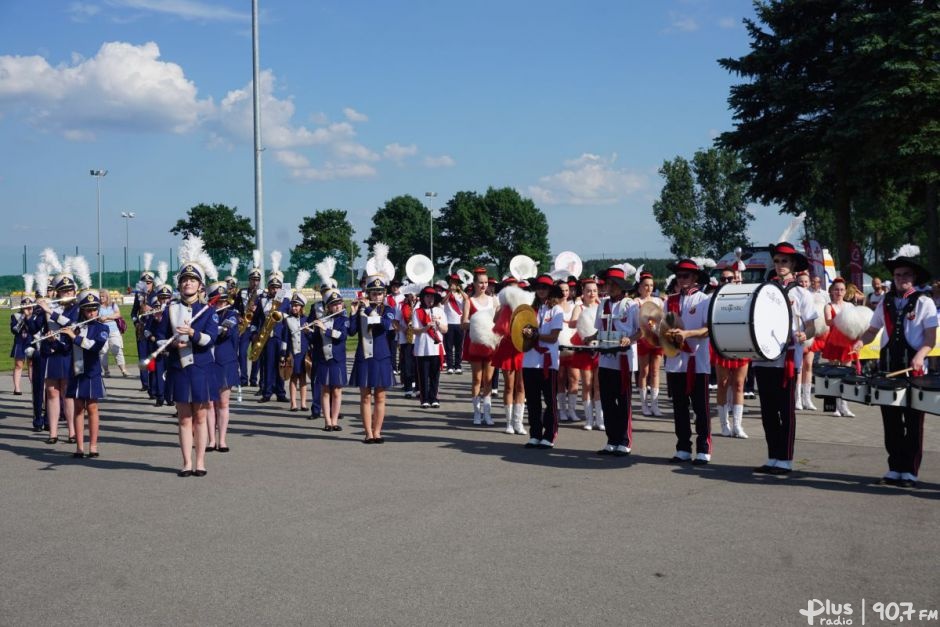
[6,239,938,487]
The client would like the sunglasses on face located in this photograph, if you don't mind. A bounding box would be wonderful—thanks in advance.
[721,276,734,283]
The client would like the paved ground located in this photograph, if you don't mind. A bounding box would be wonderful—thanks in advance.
[1,367,938,626]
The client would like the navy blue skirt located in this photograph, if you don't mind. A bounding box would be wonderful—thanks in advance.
[315,359,348,387]
[44,353,72,379]
[213,360,240,390]
[11,338,29,360]
[167,364,220,404]
[291,353,308,377]
[67,375,106,400]
[348,356,394,389]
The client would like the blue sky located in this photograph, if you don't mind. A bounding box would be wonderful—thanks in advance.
[0,0,793,276]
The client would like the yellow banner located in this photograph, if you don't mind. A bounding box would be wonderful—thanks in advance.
[858,330,940,360]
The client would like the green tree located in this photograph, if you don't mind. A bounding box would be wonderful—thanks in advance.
[717,0,940,276]
[366,195,433,273]
[433,191,495,270]
[289,209,358,285]
[652,157,701,257]
[170,203,255,267]
[693,148,752,259]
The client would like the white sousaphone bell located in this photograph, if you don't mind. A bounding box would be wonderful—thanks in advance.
[405,254,434,285]
[553,250,583,279]
[509,255,538,281]
[457,268,474,286]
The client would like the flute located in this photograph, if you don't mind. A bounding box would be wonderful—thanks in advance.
[139,300,220,367]
[297,308,344,332]
[31,317,96,345]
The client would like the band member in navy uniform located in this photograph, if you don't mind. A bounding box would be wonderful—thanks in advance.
[279,281,312,412]
[853,246,937,488]
[235,251,262,387]
[131,256,156,390]
[253,255,290,403]
[62,289,109,458]
[208,281,239,452]
[752,243,818,475]
[349,275,396,443]
[311,289,349,431]
[28,268,54,431]
[590,266,639,456]
[309,257,340,420]
[38,269,82,445]
[158,240,220,477]
[662,259,713,465]
[521,274,565,449]
[10,282,34,396]
[143,293,171,407]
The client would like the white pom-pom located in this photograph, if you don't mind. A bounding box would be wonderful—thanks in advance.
[892,244,920,259]
[40,248,62,273]
[142,252,154,272]
[295,269,310,293]
[834,302,874,341]
[469,309,499,349]
[497,285,535,310]
[576,305,597,338]
[23,273,34,296]
[270,250,282,274]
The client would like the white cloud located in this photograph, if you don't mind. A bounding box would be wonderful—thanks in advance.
[287,162,378,181]
[343,107,368,122]
[383,143,418,162]
[423,155,456,168]
[108,0,249,22]
[667,11,699,32]
[68,2,102,20]
[273,150,310,169]
[718,16,737,29]
[333,142,380,161]
[528,153,648,206]
[0,41,214,137]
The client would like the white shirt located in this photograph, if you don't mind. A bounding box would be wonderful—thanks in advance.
[663,290,712,374]
[411,305,447,357]
[443,293,463,325]
[752,283,818,371]
[869,292,939,352]
[522,304,564,370]
[593,297,639,371]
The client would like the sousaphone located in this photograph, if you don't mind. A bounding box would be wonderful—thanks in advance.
[554,250,583,279]
[510,304,539,352]
[509,255,538,281]
[405,254,434,285]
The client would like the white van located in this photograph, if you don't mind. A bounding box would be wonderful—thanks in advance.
[713,246,838,289]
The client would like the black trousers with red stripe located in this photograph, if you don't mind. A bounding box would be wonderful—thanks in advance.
[415,355,441,404]
[754,366,796,461]
[523,367,558,443]
[881,406,925,476]
[666,371,711,456]
[599,367,632,448]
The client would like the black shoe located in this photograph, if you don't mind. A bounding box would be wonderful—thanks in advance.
[322,425,332,431]
[32,426,42,433]
[333,425,342,432]
[878,477,901,486]
[768,467,792,476]
[290,407,299,412]
[753,465,775,474]
[140,386,149,392]
[374,437,385,444]
[178,469,193,477]
[217,446,229,453]
[899,479,917,489]
[205,446,214,453]
[276,396,289,403]
[67,437,76,444]
[193,469,208,477]
[72,451,85,458]
[363,437,375,444]
[254,389,263,396]
[692,459,709,466]
[155,399,164,407]
[45,437,58,444]
[88,452,99,458]
[249,381,258,387]
[669,456,689,464]
[597,448,614,456]
[258,396,271,403]
[13,391,22,396]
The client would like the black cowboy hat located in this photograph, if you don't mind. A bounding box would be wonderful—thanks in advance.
[768,242,809,272]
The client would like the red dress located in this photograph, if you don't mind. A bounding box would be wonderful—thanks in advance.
[820,303,854,363]
[567,303,598,371]
[490,306,522,371]
[462,297,495,362]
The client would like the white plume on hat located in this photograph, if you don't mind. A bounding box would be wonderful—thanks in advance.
[776,211,806,243]
[143,252,154,273]
[176,235,215,283]
[294,269,310,293]
[23,274,34,296]
[202,252,219,282]
[691,257,716,269]
[156,261,168,286]
[35,264,50,296]
[270,250,282,275]
[892,244,920,259]
[66,255,92,289]
[229,257,239,277]
[252,249,261,270]
[316,255,338,289]
[40,248,62,274]
[617,262,637,277]
[634,264,645,282]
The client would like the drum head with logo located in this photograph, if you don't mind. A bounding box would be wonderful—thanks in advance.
[707,282,792,361]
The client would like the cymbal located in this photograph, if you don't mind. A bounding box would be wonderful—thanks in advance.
[658,311,684,358]
[510,304,539,353]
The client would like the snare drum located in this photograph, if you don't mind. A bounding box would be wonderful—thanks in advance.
[869,377,910,408]
[814,364,855,399]
[597,330,626,343]
[840,373,871,405]
[909,375,940,416]
[707,282,792,361]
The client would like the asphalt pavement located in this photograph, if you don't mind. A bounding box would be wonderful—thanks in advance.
[0,367,938,626]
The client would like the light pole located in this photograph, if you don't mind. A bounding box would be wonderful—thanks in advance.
[425,191,437,265]
[121,211,135,289]
[90,169,108,288]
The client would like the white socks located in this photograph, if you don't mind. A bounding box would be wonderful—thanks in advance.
[482,394,494,425]
[732,404,747,438]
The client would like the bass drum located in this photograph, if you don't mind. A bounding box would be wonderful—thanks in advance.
[707,282,792,361]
